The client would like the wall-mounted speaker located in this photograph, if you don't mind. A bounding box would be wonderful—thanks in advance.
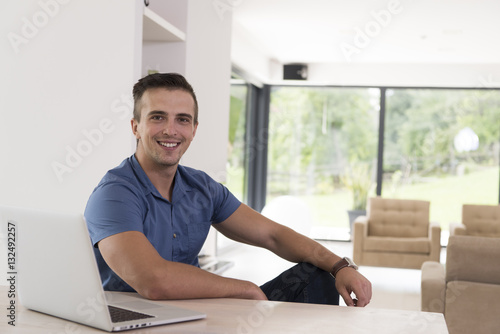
[283,64,308,80]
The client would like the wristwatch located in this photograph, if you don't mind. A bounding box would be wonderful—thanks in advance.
[331,257,358,278]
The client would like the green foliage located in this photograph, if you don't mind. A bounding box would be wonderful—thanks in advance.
[225,85,249,201]
[267,87,379,196]
[384,89,500,176]
[228,85,247,146]
[342,163,373,210]
[227,85,248,172]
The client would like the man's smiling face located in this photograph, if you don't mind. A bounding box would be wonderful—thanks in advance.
[132,88,198,170]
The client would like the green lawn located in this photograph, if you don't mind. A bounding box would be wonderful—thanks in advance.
[226,166,499,231]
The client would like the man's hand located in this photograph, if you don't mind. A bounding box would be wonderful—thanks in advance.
[245,285,268,300]
[334,267,372,307]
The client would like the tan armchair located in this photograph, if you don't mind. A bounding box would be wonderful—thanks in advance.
[352,197,441,269]
[421,236,500,334]
[450,204,500,237]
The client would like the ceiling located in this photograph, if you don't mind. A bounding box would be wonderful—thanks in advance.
[232,0,500,65]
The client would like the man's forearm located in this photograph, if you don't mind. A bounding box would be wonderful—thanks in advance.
[98,231,267,301]
[136,260,266,301]
[267,225,341,273]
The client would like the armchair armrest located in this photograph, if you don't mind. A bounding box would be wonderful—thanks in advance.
[352,216,368,263]
[354,215,368,233]
[449,223,466,236]
[428,222,441,262]
[421,261,445,313]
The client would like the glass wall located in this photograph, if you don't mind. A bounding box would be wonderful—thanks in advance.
[266,86,380,239]
[225,82,248,202]
[225,82,500,241]
[383,89,500,229]
[219,80,249,251]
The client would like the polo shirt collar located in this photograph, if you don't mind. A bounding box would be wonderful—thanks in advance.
[130,154,188,203]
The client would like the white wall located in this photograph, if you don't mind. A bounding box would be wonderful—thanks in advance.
[0,0,141,214]
[231,20,271,86]
[183,1,233,183]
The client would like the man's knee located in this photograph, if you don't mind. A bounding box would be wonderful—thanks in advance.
[303,264,339,305]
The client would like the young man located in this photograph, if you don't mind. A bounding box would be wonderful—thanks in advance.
[85,73,372,306]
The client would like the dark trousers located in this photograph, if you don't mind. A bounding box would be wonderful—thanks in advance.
[260,262,340,305]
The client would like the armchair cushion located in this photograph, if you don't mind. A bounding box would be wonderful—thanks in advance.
[364,236,430,253]
[445,281,500,334]
[446,235,500,285]
[459,204,500,237]
[368,197,429,237]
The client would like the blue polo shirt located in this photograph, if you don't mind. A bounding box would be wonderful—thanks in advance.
[84,155,241,292]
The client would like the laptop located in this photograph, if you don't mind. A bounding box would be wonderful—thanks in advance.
[0,205,206,331]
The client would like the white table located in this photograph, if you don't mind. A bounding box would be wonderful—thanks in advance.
[1,287,448,333]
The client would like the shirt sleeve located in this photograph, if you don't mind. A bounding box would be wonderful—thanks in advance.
[84,181,146,247]
[209,181,242,224]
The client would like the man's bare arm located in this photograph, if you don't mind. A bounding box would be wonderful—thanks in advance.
[97,230,266,300]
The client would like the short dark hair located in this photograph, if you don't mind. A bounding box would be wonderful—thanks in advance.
[132,73,198,124]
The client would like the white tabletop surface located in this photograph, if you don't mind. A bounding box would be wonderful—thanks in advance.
[1,288,448,333]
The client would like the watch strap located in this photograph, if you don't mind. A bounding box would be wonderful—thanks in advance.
[331,257,355,278]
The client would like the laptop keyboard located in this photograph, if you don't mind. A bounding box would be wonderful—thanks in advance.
[108,305,155,323]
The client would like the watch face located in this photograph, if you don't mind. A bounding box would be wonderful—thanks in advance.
[345,257,358,270]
